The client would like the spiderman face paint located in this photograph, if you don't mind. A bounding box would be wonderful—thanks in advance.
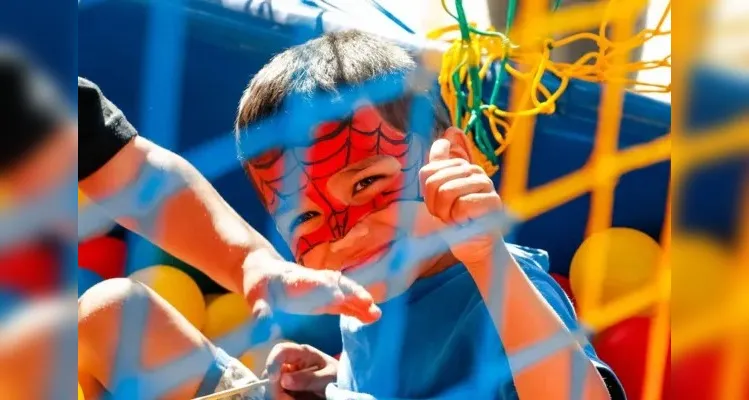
[246,106,428,269]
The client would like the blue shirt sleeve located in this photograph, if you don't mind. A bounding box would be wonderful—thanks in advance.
[521,262,626,400]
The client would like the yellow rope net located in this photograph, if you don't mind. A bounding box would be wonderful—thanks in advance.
[427,0,671,176]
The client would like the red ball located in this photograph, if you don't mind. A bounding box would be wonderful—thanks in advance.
[593,317,669,400]
[0,241,58,296]
[78,236,127,279]
[550,272,576,308]
[670,344,749,399]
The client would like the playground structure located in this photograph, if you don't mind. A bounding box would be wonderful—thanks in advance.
[73,0,749,399]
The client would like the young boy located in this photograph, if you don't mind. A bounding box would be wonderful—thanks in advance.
[236,31,625,399]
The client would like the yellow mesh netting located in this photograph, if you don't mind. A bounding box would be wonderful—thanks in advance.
[425,1,721,399]
[428,0,671,177]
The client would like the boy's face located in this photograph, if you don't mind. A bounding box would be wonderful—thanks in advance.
[246,106,437,272]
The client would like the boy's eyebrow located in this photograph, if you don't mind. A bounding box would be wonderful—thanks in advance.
[272,197,299,219]
[340,155,388,174]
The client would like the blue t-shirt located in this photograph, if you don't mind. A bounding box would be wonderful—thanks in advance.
[326,244,624,400]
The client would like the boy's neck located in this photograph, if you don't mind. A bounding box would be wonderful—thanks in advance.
[419,251,460,279]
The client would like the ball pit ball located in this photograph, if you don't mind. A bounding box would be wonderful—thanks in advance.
[593,316,669,400]
[78,189,88,208]
[671,233,729,326]
[202,293,252,340]
[549,272,576,308]
[239,339,290,373]
[78,235,127,280]
[239,351,259,372]
[78,268,103,297]
[569,227,660,311]
[129,265,206,330]
[204,293,222,307]
[0,241,58,296]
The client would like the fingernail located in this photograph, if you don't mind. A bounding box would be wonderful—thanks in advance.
[369,304,382,318]
[281,374,294,388]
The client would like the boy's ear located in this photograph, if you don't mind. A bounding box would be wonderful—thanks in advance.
[440,127,473,163]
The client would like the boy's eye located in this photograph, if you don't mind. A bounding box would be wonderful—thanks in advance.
[353,175,385,195]
[289,210,320,233]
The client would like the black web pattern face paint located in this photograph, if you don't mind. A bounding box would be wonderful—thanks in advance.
[246,106,425,263]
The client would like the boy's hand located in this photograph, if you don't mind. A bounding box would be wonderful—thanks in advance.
[419,137,503,266]
[262,343,338,400]
[243,254,382,325]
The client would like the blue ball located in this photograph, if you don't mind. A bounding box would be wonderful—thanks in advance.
[0,289,22,321]
[78,268,103,297]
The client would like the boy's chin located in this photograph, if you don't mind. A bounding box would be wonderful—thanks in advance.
[350,252,457,305]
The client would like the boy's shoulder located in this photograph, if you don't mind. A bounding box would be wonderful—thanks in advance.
[408,243,551,302]
[506,243,550,273]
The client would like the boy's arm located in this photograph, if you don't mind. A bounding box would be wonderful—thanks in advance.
[80,136,380,323]
[79,135,275,294]
[464,244,613,400]
[420,135,613,399]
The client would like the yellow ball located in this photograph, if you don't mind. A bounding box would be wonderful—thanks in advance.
[239,339,290,373]
[202,293,252,340]
[204,293,222,307]
[130,265,206,330]
[569,228,661,309]
[239,351,259,372]
[78,383,85,400]
[78,189,89,208]
[671,233,729,326]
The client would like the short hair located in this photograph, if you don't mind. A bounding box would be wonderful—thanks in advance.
[0,45,69,171]
[235,30,451,160]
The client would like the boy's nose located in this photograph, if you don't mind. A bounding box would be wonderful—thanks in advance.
[330,223,369,253]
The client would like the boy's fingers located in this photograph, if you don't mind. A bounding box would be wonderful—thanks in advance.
[266,344,326,376]
[419,158,468,198]
[335,275,381,323]
[325,296,381,325]
[428,138,452,163]
[270,376,295,400]
[422,164,480,216]
[419,158,466,180]
[321,275,380,323]
[281,367,335,392]
[433,175,496,223]
[339,302,381,324]
[451,193,503,223]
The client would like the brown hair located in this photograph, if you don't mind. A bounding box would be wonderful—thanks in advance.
[234,30,451,160]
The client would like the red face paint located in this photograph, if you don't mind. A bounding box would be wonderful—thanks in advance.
[247,107,426,263]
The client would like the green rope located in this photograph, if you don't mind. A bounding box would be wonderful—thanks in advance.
[450,0,499,164]
[445,0,560,167]
[505,0,518,33]
[488,0,517,115]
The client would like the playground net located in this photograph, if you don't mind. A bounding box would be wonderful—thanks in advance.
[71,0,749,399]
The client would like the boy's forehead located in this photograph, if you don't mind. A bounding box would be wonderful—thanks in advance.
[250,105,404,173]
